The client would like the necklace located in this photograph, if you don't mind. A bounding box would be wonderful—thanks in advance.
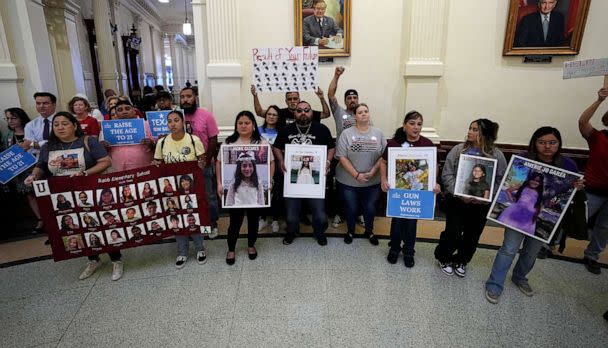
[296,123,312,144]
[61,139,77,151]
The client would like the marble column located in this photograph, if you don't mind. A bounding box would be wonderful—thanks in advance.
[191,0,210,109]
[0,6,20,113]
[93,0,119,93]
[168,34,178,90]
[401,0,448,142]
[159,33,168,88]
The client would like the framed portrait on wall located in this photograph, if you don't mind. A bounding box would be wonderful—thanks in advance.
[502,0,591,56]
[294,0,351,57]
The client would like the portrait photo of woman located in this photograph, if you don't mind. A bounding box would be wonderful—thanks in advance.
[120,184,137,203]
[96,188,116,206]
[224,151,265,207]
[85,232,105,248]
[58,214,79,231]
[497,171,545,235]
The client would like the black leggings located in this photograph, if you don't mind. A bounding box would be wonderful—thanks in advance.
[88,251,121,262]
[227,208,260,251]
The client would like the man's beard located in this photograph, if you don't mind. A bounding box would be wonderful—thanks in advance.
[181,101,198,114]
[296,117,311,127]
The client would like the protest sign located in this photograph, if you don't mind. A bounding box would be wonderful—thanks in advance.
[0,144,37,184]
[146,111,171,138]
[219,144,271,208]
[102,119,146,145]
[284,144,326,199]
[251,46,319,92]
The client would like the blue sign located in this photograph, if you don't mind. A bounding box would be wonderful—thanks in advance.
[386,189,435,220]
[0,144,37,184]
[102,119,146,145]
[146,111,171,138]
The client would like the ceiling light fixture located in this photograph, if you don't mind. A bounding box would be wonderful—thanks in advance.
[182,0,192,35]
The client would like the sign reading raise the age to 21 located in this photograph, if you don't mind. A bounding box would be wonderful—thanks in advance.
[146,111,171,138]
[102,119,146,145]
[0,144,37,184]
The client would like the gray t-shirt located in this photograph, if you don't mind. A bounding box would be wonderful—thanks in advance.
[329,98,356,139]
[335,126,386,187]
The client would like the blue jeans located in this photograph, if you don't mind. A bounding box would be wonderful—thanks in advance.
[176,234,204,257]
[485,228,544,295]
[203,165,219,227]
[285,197,327,239]
[583,191,608,261]
[390,218,417,256]
[339,183,380,235]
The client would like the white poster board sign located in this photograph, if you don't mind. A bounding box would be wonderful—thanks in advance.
[283,144,326,199]
[251,47,319,92]
[563,58,608,79]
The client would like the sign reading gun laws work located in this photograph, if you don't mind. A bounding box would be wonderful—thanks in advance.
[386,147,437,219]
[33,162,210,261]
[487,156,582,244]
[251,46,318,92]
[0,144,37,184]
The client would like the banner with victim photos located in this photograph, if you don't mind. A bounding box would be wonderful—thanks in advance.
[487,156,582,244]
[32,162,210,261]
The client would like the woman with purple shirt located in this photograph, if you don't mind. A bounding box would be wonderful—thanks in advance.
[485,126,583,304]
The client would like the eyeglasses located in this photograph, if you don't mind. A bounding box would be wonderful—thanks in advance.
[4,117,18,121]
[296,108,310,113]
[537,140,558,146]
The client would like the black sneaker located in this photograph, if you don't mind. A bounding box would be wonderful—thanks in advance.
[603,310,608,321]
[344,233,353,244]
[583,257,601,275]
[367,233,379,246]
[317,235,328,246]
[387,251,399,264]
[403,255,415,268]
[537,248,551,260]
[282,235,294,245]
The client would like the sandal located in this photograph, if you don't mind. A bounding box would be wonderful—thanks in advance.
[248,247,258,260]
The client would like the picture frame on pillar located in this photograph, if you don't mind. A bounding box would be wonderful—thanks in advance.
[502,0,591,56]
[294,0,351,57]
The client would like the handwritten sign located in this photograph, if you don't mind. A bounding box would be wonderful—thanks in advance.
[0,144,37,184]
[251,46,319,92]
[146,111,171,138]
[563,58,608,79]
[102,119,145,145]
[386,189,435,220]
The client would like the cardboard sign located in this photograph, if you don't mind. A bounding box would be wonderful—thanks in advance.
[251,46,319,92]
[386,189,435,220]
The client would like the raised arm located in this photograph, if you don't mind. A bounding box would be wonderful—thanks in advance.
[316,87,330,119]
[578,88,608,139]
[328,66,344,104]
[251,85,265,117]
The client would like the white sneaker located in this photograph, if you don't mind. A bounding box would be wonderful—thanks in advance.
[332,215,342,228]
[258,218,268,231]
[208,227,219,239]
[439,261,454,276]
[175,255,187,269]
[111,261,123,281]
[196,250,207,265]
[454,263,466,278]
[79,260,102,280]
[271,220,280,233]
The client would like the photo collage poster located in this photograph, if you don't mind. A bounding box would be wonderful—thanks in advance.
[454,154,498,203]
[283,144,327,199]
[487,155,582,243]
[220,144,271,208]
[386,147,437,220]
[33,162,211,261]
[251,46,319,92]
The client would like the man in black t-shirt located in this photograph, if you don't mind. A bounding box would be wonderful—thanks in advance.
[273,101,335,246]
[251,85,330,125]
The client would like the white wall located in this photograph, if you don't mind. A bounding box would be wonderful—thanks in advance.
[231,0,607,149]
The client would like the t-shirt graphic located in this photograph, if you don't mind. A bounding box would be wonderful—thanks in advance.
[47,148,85,176]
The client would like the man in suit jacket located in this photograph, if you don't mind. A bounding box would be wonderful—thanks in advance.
[514,0,565,47]
[303,0,343,46]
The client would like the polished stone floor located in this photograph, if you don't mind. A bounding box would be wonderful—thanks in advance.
[1,237,607,348]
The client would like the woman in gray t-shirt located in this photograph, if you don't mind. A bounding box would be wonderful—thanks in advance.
[335,103,386,245]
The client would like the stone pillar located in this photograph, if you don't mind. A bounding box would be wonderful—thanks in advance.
[401,0,448,142]
[151,28,162,86]
[0,6,20,114]
[191,0,210,109]
[168,34,178,90]
[93,0,119,93]
[202,0,242,125]
[159,33,168,88]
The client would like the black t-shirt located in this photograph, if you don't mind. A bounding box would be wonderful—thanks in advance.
[273,122,335,150]
[278,108,322,125]
[465,180,490,198]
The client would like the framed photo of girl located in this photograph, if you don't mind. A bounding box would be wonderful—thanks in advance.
[284,144,327,198]
[454,155,498,203]
[502,0,591,56]
[294,0,351,57]
[487,155,582,243]
[220,144,271,208]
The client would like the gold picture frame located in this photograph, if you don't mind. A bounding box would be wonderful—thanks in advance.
[503,0,590,56]
[294,0,351,57]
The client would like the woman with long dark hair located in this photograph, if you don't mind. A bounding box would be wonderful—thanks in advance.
[434,118,507,278]
[217,111,274,264]
[485,126,582,303]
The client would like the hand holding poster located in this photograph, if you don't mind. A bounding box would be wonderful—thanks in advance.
[33,162,210,261]
[487,155,583,243]
[386,147,437,219]
[146,111,171,138]
[251,47,319,92]
[454,154,498,202]
[219,144,271,208]
[0,144,37,184]
[283,144,327,198]
[102,119,146,145]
